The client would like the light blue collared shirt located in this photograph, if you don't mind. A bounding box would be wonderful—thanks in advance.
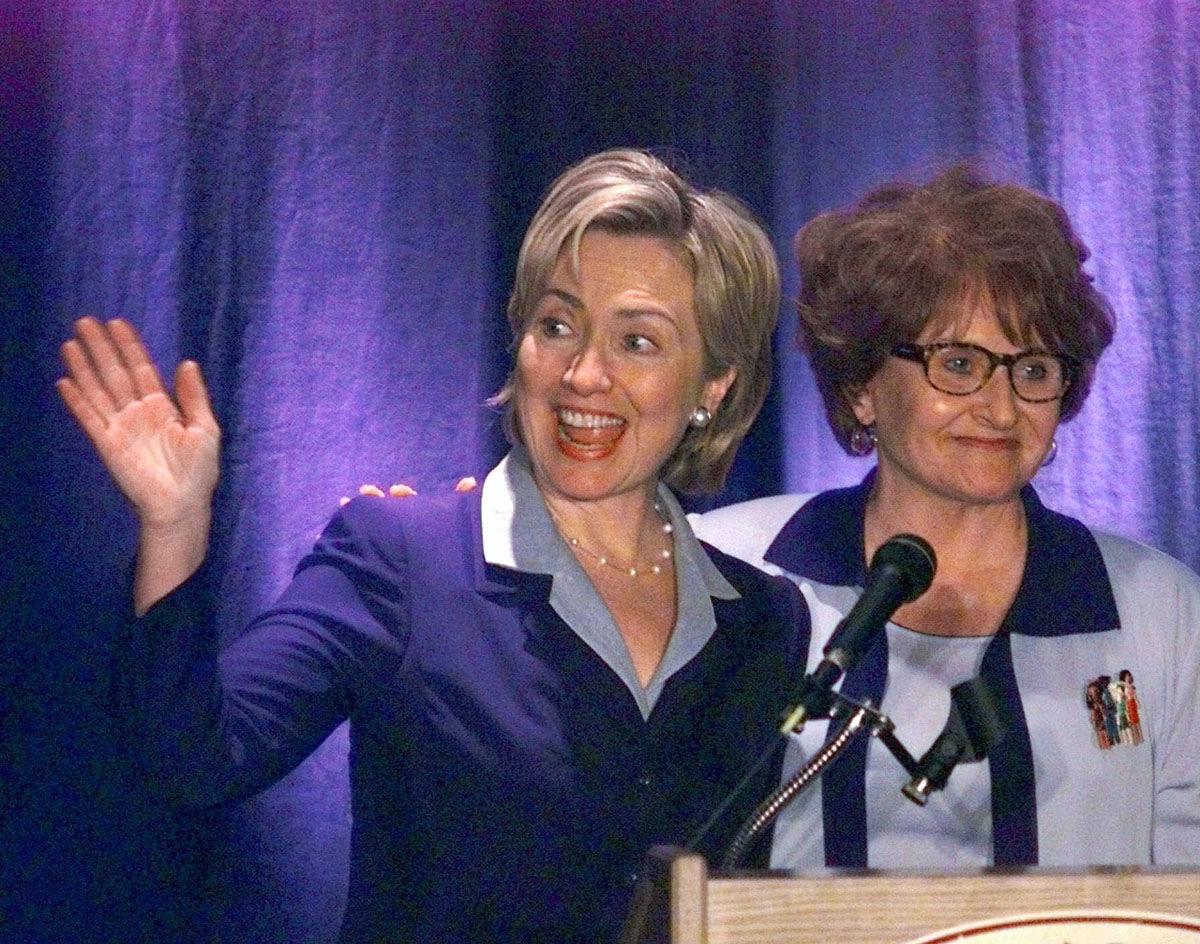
[693,483,1200,867]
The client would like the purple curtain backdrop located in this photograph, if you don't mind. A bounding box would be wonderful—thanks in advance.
[2,1,1196,941]
[774,0,1199,558]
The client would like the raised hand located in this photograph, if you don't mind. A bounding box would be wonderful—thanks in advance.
[58,317,220,527]
[58,317,220,612]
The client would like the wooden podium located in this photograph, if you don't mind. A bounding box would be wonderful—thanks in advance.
[621,845,1200,944]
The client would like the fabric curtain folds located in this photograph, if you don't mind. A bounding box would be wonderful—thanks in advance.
[2,1,1196,940]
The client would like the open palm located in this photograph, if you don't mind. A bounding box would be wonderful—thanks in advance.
[57,317,220,528]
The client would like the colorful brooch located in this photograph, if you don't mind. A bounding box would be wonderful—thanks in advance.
[1084,671,1143,749]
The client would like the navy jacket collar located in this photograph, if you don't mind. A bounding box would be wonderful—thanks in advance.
[764,471,1119,637]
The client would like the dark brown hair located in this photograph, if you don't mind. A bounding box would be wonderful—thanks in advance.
[795,165,1116,453]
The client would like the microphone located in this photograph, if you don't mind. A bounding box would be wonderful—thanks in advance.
[783,534,936,731]
[902,674,1008,805]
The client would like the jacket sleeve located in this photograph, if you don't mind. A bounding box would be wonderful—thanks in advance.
[111,497,413,808]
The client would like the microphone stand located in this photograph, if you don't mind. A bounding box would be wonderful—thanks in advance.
[719,675,1005,869]
[710,534,941,867]
[719,692,919,869]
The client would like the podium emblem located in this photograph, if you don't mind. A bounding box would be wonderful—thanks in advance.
[906,910,1200,943]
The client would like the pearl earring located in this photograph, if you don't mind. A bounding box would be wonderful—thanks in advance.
[690,406,712,428]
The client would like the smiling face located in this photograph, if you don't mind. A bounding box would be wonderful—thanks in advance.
[513,230,735,506]
[853,301,1061,509]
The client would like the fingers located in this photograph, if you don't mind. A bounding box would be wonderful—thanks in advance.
[343,483,417,505]
[55,376,109,447]
[108,318,167,399]
[70,317,142,410]
[61,318,217,440]
[174,360,219,435]
[60,317,166,424]
[60,334,119,420]
[340,480,472,504]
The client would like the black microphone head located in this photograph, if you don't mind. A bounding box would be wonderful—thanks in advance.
[949,675,1009,759]
[870,534,936,602]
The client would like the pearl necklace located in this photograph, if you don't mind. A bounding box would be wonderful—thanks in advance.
[548,503,674,577]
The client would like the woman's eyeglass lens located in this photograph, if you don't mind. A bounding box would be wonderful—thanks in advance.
[891,342,1075,403]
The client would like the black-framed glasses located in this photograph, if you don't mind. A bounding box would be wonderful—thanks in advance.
[891,342,1078,403]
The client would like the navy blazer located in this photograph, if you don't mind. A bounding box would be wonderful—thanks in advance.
[116,486,810,942]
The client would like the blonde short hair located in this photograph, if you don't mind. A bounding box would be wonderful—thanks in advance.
[493,148,780,494]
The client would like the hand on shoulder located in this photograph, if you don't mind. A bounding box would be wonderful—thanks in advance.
[341,478,475,506]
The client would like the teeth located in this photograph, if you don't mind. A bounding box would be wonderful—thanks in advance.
[557,409,624,429]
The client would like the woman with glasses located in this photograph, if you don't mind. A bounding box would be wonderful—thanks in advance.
[695,166,1200,869]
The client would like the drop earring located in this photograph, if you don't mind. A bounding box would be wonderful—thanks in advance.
[1042,439,1058,467]
[849,423,876,457]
